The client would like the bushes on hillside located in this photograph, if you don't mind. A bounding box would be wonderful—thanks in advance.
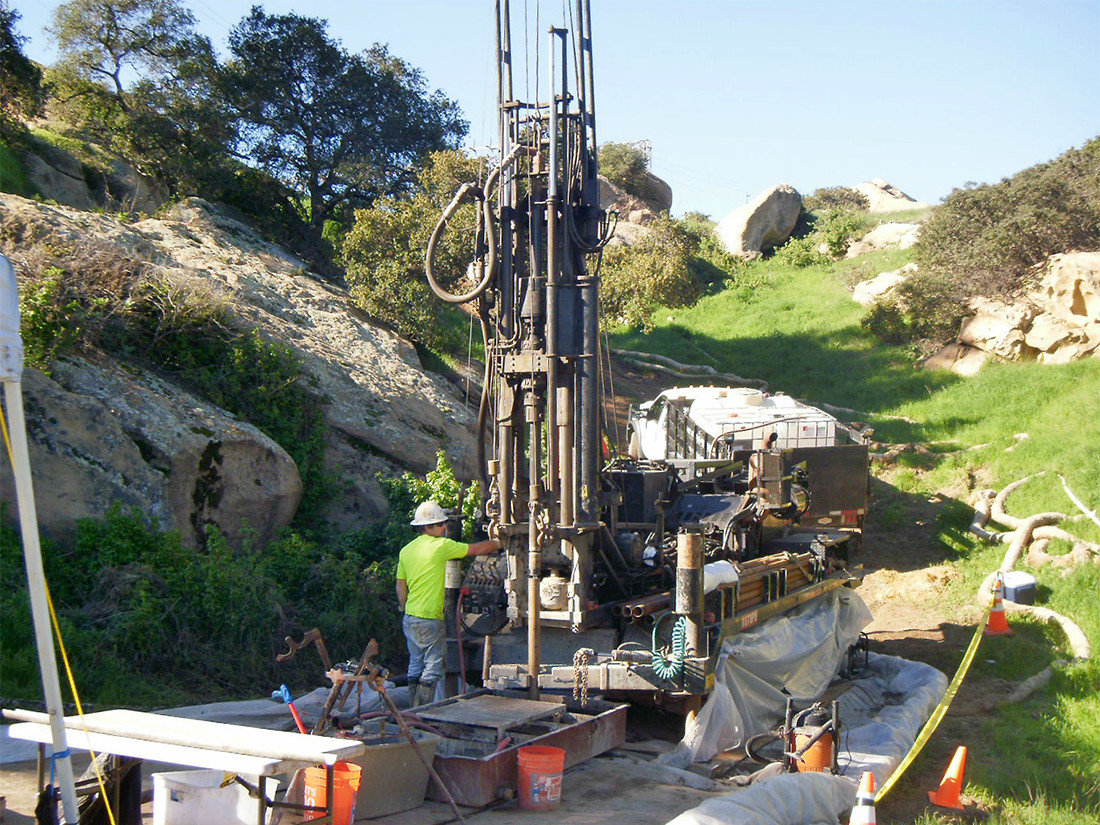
[342,150,485,352]
[917,137,1100,295]
[599,141,661,204]
[803,187,869,213]
[863,136,1100,349]
[775,208,868,268]
[0,453,472,705]
[600,217,702,330]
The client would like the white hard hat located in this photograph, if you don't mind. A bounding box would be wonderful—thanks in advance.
[410,500,449,526]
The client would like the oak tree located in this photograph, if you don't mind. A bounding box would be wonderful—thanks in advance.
[222,8,467,240]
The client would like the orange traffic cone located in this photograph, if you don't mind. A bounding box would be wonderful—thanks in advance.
[984,578,1013,636]
[849,771,876,824]
[928,745,968,810]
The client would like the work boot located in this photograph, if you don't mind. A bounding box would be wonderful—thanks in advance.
[413,680,435,708]
[407,677,420,708]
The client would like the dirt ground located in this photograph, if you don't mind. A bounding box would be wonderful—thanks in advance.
[1,359,993,824]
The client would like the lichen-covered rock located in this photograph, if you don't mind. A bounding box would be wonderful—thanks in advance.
[0,193,478,540]
[1,359,302,548]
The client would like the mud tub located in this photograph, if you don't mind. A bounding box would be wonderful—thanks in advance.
[415,691,627,807]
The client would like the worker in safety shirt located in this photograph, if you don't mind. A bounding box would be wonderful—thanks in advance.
[397,500,501,706]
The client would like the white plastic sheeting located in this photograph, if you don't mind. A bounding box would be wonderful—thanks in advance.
[657,586,949,825]
[665,772,856,825]
[661,588,873,768]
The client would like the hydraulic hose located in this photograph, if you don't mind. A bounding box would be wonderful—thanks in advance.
[651,612,687,681]
[424,146,525,304]
[425,182,497,304]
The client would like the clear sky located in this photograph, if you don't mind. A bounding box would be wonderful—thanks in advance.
[11,0,1100,220]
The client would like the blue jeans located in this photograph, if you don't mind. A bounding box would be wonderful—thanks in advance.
[403,614,446,701]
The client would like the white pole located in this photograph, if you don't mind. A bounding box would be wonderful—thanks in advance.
[0,255,80,824]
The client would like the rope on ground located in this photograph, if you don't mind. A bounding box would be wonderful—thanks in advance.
[969,476,1093,661]
[609,348,768,390]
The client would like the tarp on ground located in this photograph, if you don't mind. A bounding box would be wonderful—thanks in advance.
[659,586,948,825]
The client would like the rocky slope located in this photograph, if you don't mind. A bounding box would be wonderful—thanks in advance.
[0,194,477,547]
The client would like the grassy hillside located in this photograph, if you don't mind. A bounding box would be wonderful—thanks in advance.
[610,246,1100,824]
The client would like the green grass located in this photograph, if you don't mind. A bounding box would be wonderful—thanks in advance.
[611,250,1100,821]
[612,252,955,412]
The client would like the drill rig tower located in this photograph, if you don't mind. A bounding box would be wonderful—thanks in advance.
[426,0,867,705]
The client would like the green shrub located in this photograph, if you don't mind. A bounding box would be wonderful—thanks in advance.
[0,139,35,196]
[860,300,910,345]
[775,233,828,269]
[803,186,869,212]
[343,150,484,352]
[598,142,657,202]
[916,136,1100,300]
[600,217,701,329]
[815,209,866,258]
[678,212,745,287]
[18,268,94,373]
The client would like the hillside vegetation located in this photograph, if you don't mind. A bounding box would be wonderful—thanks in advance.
[2,5,1098,822]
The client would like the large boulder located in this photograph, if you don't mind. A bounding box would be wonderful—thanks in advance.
[853,179,930,213]
[845,222,921,258]
[852,263,917,307]
[0,194,479,539]
[715,184,802,258]
[0,359,302,548]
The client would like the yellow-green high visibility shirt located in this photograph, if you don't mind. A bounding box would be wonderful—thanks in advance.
[396,534,470,619]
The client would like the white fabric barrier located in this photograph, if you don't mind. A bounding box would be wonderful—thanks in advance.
[656,585,949,825]
[661,588,873,768]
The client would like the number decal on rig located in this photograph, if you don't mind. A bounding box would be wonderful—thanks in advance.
[741,611,759,629]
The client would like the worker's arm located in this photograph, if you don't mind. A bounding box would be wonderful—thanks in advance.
[395,578,408,612]
[466,538,501,557]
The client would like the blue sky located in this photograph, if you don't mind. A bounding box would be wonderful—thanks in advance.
[12,0,1100,219]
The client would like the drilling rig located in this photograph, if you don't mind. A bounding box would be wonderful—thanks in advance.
[425,0,869,707]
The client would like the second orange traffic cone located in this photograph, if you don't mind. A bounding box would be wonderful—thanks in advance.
[928,745,968,810]
[849,771,876,824]
[984,578,1013,636]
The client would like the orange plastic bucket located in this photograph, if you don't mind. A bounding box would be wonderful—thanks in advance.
[517,745,565,811]
[303,761,362,824]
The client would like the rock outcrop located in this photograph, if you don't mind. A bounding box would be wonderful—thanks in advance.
[599,172,674,247]
[10,358,303,549]
[20,136,169,215]
[715,184,802,258]
[0,194,478,543]
[923,251,1100,373]
[853,179,930,213]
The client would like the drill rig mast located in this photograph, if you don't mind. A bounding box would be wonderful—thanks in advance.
[426,0,866,704]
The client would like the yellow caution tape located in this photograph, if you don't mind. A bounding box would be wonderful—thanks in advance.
[874,601,991,803]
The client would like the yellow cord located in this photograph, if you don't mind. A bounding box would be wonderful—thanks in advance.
[1,389,118,825]
[874,597,991,802]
